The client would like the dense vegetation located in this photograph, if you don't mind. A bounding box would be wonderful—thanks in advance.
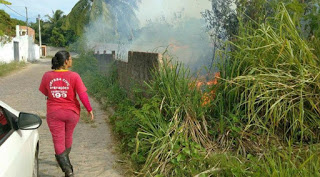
[0,10,26,40]
[28,0,141,47]
[2,0,140,47]
[72,0,320,176]
[65,0,140,40]
[29,10,77,47]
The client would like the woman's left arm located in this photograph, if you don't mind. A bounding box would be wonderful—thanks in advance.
[78,92,94,120]
[78,92,92,112]
[75,73,94,120]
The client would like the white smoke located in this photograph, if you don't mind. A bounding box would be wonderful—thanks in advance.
[83,0,213,71]
[136,0,211,27]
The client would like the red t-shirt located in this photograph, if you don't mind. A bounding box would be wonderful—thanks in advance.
[39,71,87,115]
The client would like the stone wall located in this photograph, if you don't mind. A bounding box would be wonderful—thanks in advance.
[94,51,162,97]
[94,51,115,76]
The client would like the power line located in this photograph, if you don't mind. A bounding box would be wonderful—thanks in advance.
[6,5,43,12]
[5,5,26,7]
[4,4,26,18]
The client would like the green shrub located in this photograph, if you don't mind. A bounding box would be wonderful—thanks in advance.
[71,51,98,75]
[127,59,217,176]
[71,4,320,176]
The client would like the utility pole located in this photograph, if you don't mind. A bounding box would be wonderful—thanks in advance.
[25,7,28,35]
[38,14,42,57]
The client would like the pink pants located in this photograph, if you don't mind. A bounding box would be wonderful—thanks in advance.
[47,109,79,155]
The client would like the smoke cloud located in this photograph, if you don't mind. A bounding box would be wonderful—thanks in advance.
[83,0,213,71]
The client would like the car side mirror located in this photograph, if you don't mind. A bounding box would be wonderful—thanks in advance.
[18,112,42,130]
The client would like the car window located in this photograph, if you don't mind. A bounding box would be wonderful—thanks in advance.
[0,107,12,141]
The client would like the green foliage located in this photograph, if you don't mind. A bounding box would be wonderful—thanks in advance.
[67,36,88,53]
[28,0,141,46]
[236,0,319,39]
[71,51,98,75]
[123,59,215,176]
[30,10,77,47]
[71,2,320,176]
[210,3,320,157]
[260,145,320,177]
[0,10,26,41]
[63,0,91,36]
[50,27,66,46]
[64,0,140,41]
[110,100,139,152]
[303,0,320,38]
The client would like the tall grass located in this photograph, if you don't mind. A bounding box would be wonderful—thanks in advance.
[212,4,320,151]
[71,4,320,176]
[0,61,26,77]
[130,59,217,176]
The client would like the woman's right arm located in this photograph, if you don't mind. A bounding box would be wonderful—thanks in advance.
[39,74,48,96]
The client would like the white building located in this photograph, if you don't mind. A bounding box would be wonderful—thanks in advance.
[0,25,40,63]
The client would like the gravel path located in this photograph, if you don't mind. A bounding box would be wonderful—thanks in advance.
[0,59,123,177]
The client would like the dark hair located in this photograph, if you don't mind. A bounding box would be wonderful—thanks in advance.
[51,51,70,70]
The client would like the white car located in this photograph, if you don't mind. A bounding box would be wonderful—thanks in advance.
[0,101,42,177]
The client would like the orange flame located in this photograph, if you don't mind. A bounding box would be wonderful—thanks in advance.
[195,72,220,106]
[169,39,189,52]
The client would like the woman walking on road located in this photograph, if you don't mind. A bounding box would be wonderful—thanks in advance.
[39,51,94,177]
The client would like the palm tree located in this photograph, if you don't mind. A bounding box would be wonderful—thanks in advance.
[46,10,65,26]
[43,10,67,46]
[106,0,141,40]
[64,0,141,40]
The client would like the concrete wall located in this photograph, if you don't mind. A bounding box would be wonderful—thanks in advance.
[0,39,14,63]
[0,35,40,63]
[123,51,161,89]
[94,51,115,76]
[28,38,40,61]
[94,50,162,97]
[46,46,66,57]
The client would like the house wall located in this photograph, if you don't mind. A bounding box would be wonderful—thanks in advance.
[0,25,40,63]
[0,41,14,63]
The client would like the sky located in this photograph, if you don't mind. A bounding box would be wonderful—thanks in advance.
[1,0,211,24]
[0,0,79,22]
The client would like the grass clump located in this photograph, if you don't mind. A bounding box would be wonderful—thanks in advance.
[129,3,320,176]
[211,4,320,151]
[0,61,26,77]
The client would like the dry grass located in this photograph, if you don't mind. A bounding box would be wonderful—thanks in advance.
[0,61,27,77]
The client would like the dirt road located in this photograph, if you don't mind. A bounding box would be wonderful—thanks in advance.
[0,59,122,177]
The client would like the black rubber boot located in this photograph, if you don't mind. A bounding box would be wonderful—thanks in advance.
[65,147,73,172]
[55,150,74,177]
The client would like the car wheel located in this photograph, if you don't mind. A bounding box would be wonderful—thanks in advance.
[32,149,39,177]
